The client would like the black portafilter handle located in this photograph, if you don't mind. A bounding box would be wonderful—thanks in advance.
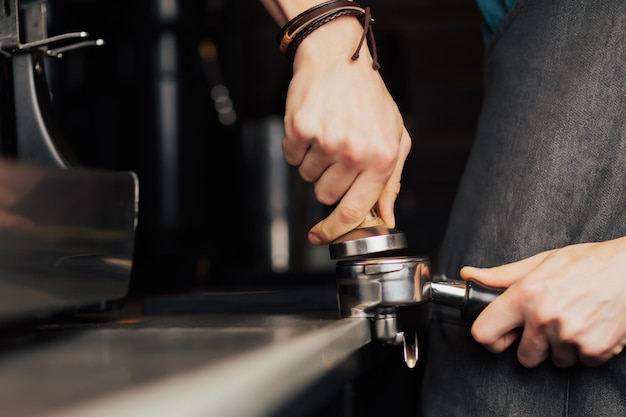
[462,281,504,320]
[429,276,504,321]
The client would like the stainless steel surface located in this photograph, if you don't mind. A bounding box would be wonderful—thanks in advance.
[328,207,407,260]
[373,310,418,368]
[373,311,403,345]
[335,256,431,318]
[0,309,371,417]
[427,279,467,307]
[0,159,137,325]
[335,257,497,318]
[329,224,407,260]
[336,256,429,368]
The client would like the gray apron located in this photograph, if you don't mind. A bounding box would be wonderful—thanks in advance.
[422,0,626,415]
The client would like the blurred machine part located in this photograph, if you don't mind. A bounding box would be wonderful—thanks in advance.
[0,0,137,323]
[41,0,249,293]
[0,160,137,325]
[0,0,104,165]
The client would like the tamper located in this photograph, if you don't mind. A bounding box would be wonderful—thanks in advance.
[328,206,407,260]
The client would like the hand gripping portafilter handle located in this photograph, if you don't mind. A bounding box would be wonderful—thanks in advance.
[429,277,504,321]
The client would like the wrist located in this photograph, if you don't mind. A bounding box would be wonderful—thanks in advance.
[275,0,380,70]
[281,0,342,20]
[294,16,368,64]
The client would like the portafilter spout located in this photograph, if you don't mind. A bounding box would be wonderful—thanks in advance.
[328,206,407,260]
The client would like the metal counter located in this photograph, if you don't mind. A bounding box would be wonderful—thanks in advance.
[0,290,374,417]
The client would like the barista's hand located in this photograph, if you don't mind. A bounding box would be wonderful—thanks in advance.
[283,16,411,245]
[460,236,626,368]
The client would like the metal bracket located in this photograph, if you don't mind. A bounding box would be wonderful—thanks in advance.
[0,0,104,166]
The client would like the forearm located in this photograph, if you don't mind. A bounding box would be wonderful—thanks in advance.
[260,0,331,25]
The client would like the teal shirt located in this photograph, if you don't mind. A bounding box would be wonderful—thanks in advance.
[476,0,516,43]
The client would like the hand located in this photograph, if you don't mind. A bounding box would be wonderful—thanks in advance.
[460,236,626,368]
[282,17,411,245]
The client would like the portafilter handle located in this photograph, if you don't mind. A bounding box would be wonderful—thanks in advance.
[428,275,504,320]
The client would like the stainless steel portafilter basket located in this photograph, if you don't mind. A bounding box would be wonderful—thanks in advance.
[335,256,503,367]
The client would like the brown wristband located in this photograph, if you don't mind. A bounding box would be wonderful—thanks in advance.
[276,0,380,70]
[276,0,355,52]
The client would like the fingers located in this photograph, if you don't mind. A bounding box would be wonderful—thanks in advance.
[467,239,626,369]
[287,125,407,244]
[307,169,387,244]
[376,127,411,228]
[460,248,555,288]
[281,119,313,169]
[516,325,576,368]
[306,126,409,244]
[472,325,521,354]
[576,334,626,367]
[472,291,524,351]
[474,306,582,369]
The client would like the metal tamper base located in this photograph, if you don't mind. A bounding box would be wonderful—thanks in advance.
[328,223,407,260]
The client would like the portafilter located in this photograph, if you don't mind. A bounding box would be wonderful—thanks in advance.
[335,256,503,368]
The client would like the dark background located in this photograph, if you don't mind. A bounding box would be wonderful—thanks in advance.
[42,0,485,295]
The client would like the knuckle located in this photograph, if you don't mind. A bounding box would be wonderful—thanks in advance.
[551,354,576,369]
[336,203,366,225]
[314,186,340,206]
[470,319,509,353]
[289,111,314,137]
[284,151,301,167]
[517,350,541,368]
[315,222,334,243]
[556,321,584,345]
[516,275,544,300]
[372,145,398,172]
[299,166,316,183]
[470,322,489,345]
[577,339,612,359]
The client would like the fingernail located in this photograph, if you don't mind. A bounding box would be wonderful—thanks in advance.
[308,232,322,245]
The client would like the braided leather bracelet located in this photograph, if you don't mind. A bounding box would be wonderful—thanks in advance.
[276,0,380,70]
[276,0,354,52]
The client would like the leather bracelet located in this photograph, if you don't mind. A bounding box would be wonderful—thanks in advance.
[276,0,355,53]
[276,0,380,70]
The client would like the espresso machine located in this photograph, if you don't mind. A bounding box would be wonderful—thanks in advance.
[0,0,137,326]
